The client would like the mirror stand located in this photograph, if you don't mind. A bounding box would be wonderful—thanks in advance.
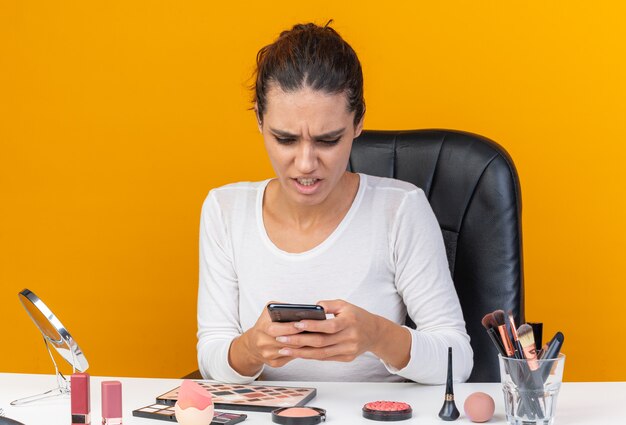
[13,289,89,406]
[10,336,76,406]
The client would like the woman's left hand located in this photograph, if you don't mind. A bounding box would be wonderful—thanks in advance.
[274,299,411,368]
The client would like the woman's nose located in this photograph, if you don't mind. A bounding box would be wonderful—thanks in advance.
[294,141,318,173]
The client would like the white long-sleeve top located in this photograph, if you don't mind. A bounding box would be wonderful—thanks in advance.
[197,173,473,384]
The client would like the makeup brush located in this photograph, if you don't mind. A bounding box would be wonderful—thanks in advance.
[539,331,565,381]
[517,324,547,419]
[493,311,515,357]
[507,311,525,358]
[438,347,460,421]
[517,324,539,371]
[481,314,506,356]
[539,332,564,360]
[528,322,543,351]
[510,325,544,419]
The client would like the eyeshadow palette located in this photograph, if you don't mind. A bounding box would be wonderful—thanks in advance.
[132,403,247,424]
[156,382,317,413]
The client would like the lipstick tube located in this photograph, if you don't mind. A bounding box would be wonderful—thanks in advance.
[102,381,123,425]
[71,373,91,425]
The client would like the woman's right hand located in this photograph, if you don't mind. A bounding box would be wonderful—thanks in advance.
[227,304,305,375]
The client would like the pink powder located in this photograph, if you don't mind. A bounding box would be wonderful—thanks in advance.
[364,401,411,412]
[277,407,321,417]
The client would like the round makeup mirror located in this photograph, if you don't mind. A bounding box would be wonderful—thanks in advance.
[11,288,89,405]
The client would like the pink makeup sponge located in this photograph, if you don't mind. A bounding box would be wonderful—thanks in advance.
[463,392,495,423]
[177,380,213,410]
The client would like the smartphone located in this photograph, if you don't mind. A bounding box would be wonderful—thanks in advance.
[267,303,326,322]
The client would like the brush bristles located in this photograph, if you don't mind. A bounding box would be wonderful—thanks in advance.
[493,310,506,326]
[481,313,498,329]
[517,323,535,348]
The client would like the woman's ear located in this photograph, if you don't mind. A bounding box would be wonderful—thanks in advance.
[254,105,263,133]
[354,113,365,139]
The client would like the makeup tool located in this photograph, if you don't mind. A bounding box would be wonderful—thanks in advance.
[517,324,539,370]
[463,392,495,423]
[480,314,506,356]
[507,311,525,358]
[539,332,564,381]
[157,382,316,413]
[272,407,326,425]
[492,311,515,357]
[528,322,543,351]
[11,289,89,406]
[102,381,122,425]
[438,347,460,421]
[175,380,214,425]
[509,322,543,419]
[362,401,412,421]
[71,373,91,425]
[132,405,246,424]
[481,311,560,419]
[539,332,564,360]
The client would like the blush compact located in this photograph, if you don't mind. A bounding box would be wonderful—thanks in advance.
[271,406,326,425]
[362,400,413,421]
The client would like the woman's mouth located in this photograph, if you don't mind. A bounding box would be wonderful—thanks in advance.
[293,177,322,194]
[297,177,318,186]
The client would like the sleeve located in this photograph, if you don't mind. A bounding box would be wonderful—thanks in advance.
[196,191,263,383]
[381,189,474,384]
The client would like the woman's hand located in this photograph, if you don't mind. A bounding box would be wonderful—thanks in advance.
[273,300,412,369]
[227,303,305,376]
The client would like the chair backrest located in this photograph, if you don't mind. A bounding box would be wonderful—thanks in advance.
[348,129,524,382]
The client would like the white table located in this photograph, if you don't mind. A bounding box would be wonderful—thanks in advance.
[0,373,623,424]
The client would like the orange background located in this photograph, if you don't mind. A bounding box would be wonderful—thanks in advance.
[1,1,625,381]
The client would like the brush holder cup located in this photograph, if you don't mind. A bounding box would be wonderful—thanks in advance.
[499,354,565,425]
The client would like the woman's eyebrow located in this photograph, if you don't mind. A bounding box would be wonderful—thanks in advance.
[268,128,346,139]
[269,128,298,138]
[313,128,346,140]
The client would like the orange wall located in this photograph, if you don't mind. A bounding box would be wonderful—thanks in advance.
[1,1,625,381]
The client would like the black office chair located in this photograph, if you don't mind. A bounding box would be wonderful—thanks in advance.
[349,129,524,382]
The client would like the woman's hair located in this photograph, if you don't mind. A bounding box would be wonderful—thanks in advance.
[253,21,365,126]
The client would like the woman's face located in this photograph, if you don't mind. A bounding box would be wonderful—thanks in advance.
[259,85,363,207]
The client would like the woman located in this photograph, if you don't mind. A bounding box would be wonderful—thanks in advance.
[197,22,473,383]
